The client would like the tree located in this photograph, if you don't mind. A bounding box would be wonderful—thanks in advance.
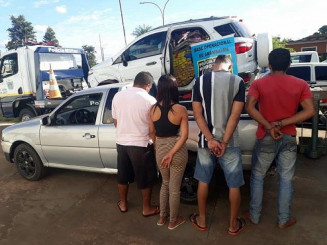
[43,27,59,45]
[272,36,294,52]
[82,45,97,67]
[6,15,36,50]
[132,24,152,37]
[318,25,327,34]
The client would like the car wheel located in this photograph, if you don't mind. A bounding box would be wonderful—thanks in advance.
[257,33,272,68]
[14,143,46,181]
[19,108,36,122]
[180,154,198,203]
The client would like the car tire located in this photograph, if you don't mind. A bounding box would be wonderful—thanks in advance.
[180,152,198,203]
[257,33,272,68]
[18,108,36,122]
[14,143,46,181]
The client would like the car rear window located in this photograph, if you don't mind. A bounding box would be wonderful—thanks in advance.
[286,66,311,81]
[214,22,251,38]
[291,55,312,63]
[315,66,327,80]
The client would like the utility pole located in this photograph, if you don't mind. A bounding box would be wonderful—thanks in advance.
[118,0,127,47]
[99,34,104,62]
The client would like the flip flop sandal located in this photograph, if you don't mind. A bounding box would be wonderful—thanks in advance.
[189,213,207,231]
[228,217,246,236]
[168,217,186,230]
[157,216,168,226]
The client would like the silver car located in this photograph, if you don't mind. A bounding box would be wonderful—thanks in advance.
[1,83,256,201]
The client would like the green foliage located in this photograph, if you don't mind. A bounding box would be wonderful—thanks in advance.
[43,27,58,44]
[6,15,36,50]
[132,25,152,37]
[318,25,327,34]
[82,45,97,68]
[272,37,295,52]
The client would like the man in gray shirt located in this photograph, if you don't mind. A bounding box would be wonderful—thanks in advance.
[190,55,246,235]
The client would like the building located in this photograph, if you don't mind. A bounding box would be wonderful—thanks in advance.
[286,33,327,60]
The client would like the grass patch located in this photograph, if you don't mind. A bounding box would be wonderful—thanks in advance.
[0,116,19,123]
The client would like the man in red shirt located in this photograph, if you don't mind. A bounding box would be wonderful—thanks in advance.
[246,48,315,229]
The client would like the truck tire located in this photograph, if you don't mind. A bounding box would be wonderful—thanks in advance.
[257,33,272,68]
[14,143,46,181]
[19,108,36,122]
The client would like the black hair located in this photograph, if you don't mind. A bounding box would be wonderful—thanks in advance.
[268,48,291,72]
[134,71,153,86]
[155,74,179,111]
[215,54,232,65]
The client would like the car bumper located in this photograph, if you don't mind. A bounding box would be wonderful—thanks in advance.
[1,141,12,162]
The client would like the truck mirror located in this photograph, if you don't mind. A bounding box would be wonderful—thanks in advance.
[122,52,128,67]
[41,116,51,126]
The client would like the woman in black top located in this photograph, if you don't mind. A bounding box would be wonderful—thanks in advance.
[149,74,188,230]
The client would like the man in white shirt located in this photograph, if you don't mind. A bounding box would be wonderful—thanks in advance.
[112,71,159,217]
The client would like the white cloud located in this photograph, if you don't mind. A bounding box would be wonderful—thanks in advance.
[34,0,49,8]
[34,25,48,32]
[241,0,326,40]
[0,0,11,7]
[55,5,67,14]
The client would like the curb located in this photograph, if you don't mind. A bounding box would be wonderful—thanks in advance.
[0,123,15,126]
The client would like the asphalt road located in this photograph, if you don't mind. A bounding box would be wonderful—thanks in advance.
[0,125,326,245]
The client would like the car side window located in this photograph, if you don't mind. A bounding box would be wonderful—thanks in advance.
[315,66,327,81]
[53,93,103,125]
[103,88,119,124]
[286,66,311,81]
[0,53,18,80]
[126,31,167,61]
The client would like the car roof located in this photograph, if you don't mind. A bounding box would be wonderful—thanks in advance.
[151,16,233,31]
[76,82,132,95]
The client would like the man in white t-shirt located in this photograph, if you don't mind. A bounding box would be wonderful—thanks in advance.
[112,71,159,217]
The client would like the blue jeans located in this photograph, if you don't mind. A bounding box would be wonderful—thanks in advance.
[194,147,244,188]
[250,134,297,225]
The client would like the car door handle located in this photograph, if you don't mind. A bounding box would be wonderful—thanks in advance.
[83,133,96,139]
[146,61,157,66]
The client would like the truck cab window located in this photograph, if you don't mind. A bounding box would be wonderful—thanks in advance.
[0,53,18,79]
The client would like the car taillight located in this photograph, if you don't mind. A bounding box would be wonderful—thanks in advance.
[243,76,251,83]
[235,42,253,54]
[181,93,192,99]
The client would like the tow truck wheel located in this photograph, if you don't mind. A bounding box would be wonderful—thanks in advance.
[19,108,36,122]
[14,143,46,181]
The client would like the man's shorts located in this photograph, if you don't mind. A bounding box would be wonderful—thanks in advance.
[116,144,157,189]
[194,146,244,188]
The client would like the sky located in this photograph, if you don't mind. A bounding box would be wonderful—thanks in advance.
[0,0,325,62]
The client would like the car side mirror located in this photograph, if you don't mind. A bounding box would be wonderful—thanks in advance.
[121,52,128,67]
[41,116,51,126]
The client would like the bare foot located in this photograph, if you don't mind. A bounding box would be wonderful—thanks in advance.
[142,206,160,217]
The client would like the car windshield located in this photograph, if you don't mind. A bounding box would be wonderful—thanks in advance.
[39,53,82,71]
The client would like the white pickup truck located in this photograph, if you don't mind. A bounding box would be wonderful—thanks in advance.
[1,82,257,202]
[0,46,90,121]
